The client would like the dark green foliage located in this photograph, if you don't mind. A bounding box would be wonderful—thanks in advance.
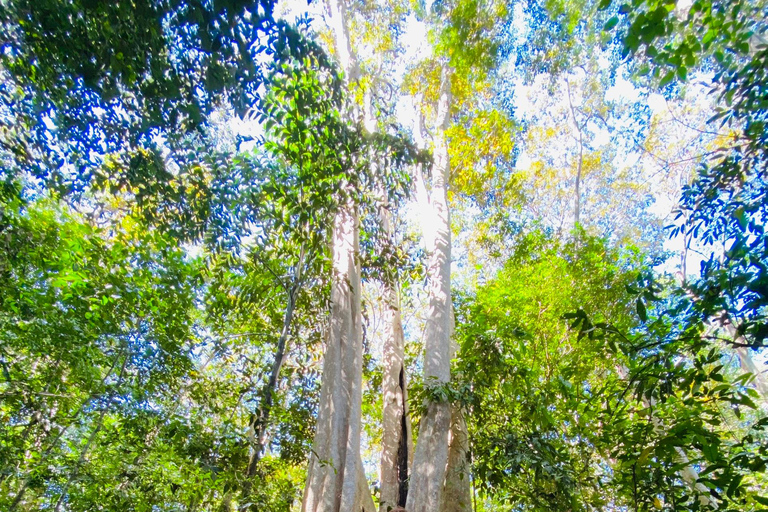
[0,198,205,511]
[0,0,326,193]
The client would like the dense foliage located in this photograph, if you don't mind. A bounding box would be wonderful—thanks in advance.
[0,0,766,511]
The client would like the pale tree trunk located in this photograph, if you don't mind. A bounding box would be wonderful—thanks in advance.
[301,0,374,510]
[441,306,471,512]
[722,322,768,405]
[406,68,454,512]
[671,445,716,509]
[439,406,471,512]
[379,205,414,512]
[565,77,583,230]
[302,201,373,512]
[362,20,414,512]
[358,17,415,512]
[680,273,768,405]
[735,347,768,404]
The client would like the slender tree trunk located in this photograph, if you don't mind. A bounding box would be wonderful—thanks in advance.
[722,321,768,405]
[674,448,717,509]
[406,68,453,512]
[361,35,414,512]
[574,131,582,228]
[242,255,303,504]
[678,272,767,405]
[379,206,413,512]
[565,78,583,230]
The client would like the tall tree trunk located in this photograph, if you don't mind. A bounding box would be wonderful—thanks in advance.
[302,200,371,512]
[440,303,471,512]
[565,77,583,230]
[241,256,303,504]
[379,206,413,512]
[302,0,374,510]
[406,68,453,512]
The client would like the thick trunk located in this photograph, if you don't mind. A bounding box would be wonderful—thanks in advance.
[302,0,374,509]
[440,298,471,512]
[439,407,471,512]
[302,200,369,512]
[379,208,413,512]
[406,71,453,512]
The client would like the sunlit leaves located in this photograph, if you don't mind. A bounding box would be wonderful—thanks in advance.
[0,199,202,511]
[455,232,642,510]
[0,0,326,195]
[447,108,519,206]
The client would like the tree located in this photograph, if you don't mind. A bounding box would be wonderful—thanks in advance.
[456,232,643,511]
[300,2,418,511]
[0,198,202,511]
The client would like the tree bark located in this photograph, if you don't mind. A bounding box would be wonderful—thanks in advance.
[301,1,374,507]
[301,200,369,512]
[439,407,471,512]
[406,68,453,512]
[379,206,413,512]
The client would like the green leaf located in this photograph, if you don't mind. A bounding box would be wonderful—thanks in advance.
[638,445,654,464]
[734,207,747,229]
[604,16,620,31]
[636,298,647,322]
[726,474,743,498]
[659,70,675,87]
